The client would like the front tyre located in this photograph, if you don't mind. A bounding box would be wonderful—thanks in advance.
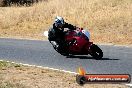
[90,44,103,60]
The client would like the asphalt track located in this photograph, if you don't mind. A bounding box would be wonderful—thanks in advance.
[0,38,132,77]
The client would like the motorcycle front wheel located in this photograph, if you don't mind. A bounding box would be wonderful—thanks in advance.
[90,44,103,60]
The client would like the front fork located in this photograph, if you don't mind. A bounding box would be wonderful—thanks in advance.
[86,42,93,54]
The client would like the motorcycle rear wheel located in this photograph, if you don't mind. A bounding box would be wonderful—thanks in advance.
[53,45,70,56]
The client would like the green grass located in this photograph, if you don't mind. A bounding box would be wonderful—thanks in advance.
[0,61,9,68]
[0,61,22,69]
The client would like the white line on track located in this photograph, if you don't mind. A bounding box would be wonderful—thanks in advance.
[0,60,78,74]
[0,60,131,87]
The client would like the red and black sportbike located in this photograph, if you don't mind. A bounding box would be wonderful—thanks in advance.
[45,28,103,59]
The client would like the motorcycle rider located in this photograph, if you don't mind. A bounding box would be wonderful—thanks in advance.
[48,16,76,54]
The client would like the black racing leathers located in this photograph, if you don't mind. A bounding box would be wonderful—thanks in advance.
[48,22,76,54]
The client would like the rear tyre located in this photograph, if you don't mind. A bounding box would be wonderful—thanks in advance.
[52,43,70,56]
[90,44,103,60]
[60,52,70,56]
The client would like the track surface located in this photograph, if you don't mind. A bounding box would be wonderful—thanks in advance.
[0,38,132,76]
